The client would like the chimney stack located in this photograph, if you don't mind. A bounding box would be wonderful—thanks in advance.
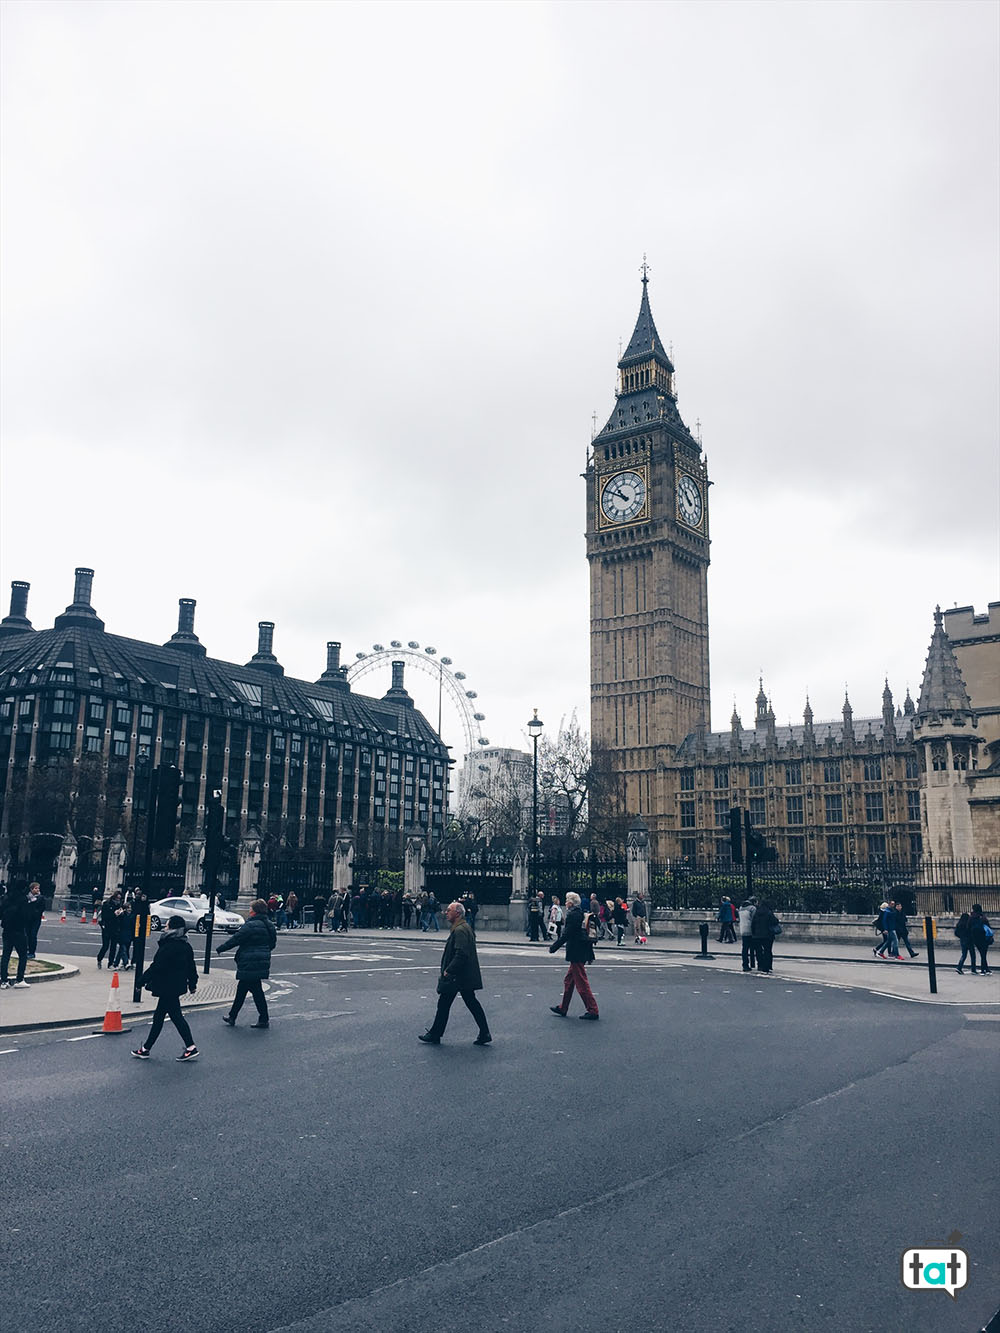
[316,639,350,689]
[163,597,206,656]
[245,620,283,676]
[383,659,413,707]
[54,566,105,631]
[0,580,34,639]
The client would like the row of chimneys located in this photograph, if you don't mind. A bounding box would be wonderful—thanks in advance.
[0,569,412,698]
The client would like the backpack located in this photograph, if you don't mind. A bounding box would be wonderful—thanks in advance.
[581,911,600,942]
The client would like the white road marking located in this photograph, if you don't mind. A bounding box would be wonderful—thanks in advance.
[65,1033,103,1042]
[0,1048,19,1055]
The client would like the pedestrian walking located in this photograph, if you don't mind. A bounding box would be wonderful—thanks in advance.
[528,891,547,942]
[421,891,440,932]
[131,915,199,1061]
[968,905,993,975]
[750,899,780,974]
[313,890,328,933]
[892,902,918,958]
[217,898,278,1028]
[547,895,563,941]
[717,897,737,944]
[464,892,479,936]
[954,912,976,974]
[112,891,135,970]
[631,893,648,944]
[97,892,122,969]
[874,901,899,959]
[418,901,491,1046]
[0,882,32,988]
[25,882,44,958]
[612,897,628,946]
[738,897,757,971]
[285,890,299,929]
[548,891,599,1020]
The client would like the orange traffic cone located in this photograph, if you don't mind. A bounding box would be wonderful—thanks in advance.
[60,904,67,923]
[91,909,99,925]
[102,971,124,1034]
[80,905,88,923]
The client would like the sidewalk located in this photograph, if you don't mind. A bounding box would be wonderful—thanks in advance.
[0,956,238,1034]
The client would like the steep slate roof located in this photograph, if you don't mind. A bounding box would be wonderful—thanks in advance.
[676,715,913,758]
[596,277,693,440]
[619,276,674,369]
[0,624,447,756]
[917,606,973,717]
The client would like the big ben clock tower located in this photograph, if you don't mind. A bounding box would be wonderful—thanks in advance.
[586,271,710,844]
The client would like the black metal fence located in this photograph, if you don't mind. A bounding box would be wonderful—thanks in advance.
[649,858,1000,916]
[190,850,1000,917]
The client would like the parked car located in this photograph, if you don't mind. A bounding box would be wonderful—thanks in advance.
[148,895,244,934]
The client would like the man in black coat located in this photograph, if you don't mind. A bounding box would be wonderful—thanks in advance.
[549,891,599,1020]
[132,916,199,1060]
[418,901,491,1046]
[217,898,278,1028]
[1,883,32,988]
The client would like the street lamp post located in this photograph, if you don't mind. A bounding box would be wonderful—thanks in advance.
[527,709,544,898]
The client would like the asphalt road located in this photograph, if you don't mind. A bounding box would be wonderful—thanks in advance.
[3,927,998,1333]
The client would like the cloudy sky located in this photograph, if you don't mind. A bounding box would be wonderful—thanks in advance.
[2,0,997,764]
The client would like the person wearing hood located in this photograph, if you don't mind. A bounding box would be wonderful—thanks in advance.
[132,916,199,1061]
[217,898,278,1028]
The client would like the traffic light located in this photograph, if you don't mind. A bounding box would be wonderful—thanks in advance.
[205,789,225,859]
[744,811,776,863]
[729,806,744,864]
[152,764,183,853]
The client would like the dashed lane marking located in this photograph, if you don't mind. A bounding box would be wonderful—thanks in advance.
[0,1048,18,1055]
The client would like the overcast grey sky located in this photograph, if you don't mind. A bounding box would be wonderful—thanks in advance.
[2,0,997,764]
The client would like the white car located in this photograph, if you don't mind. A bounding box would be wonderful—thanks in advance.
[148,895,244,934]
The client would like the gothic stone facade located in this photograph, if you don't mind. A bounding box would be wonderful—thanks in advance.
[587,279,996,863]
[0,570,449,865]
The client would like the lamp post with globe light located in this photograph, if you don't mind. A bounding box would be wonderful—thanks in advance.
[527,710,544,895]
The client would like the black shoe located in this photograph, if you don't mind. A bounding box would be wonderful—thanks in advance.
[222,1015,236,1026]
[473,1034,492,1045]
[418,1032,440,1044]
[250,1021,269,1029]
[549,1005,566,1017]
[579,1012,599,1021]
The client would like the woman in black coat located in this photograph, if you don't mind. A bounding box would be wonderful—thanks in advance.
[132,916,199,1060]
[217,898,278,1028]
[750,900,780,975]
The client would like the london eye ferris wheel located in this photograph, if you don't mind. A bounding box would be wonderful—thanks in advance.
[345,641,490,780]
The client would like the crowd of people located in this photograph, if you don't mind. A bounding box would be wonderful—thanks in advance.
[525,891,648,946]
[257,886,480,936]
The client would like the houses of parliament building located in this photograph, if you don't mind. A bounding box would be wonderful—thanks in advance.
[587,276,999,865]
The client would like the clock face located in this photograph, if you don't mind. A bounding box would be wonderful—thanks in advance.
[676,474,703,527]
[600,470,647,523]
